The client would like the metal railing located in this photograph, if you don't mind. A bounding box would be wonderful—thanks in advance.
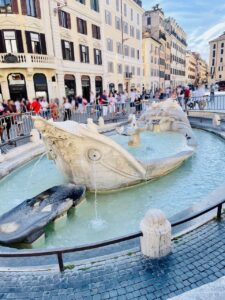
[0,101,151,151]
[186,95,225,111]
[0,199,223,272]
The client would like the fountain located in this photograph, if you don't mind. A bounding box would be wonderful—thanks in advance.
[33,99,196,192]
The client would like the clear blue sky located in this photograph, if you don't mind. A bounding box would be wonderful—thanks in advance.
[142,0,225,62]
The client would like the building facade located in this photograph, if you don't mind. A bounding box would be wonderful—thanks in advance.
[209,32,225,84]
[185,51,197,85]
[142,31,160,92]
[143,5,187,91]
[102,0,144,94]
[0,0,144,102]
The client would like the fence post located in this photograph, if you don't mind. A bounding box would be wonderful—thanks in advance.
[217,203,223,220]
[57,253,64,272]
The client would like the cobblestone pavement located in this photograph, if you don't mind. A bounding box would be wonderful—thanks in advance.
[0,218,224,300]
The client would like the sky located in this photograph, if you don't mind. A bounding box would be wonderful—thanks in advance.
[142,0,225,62]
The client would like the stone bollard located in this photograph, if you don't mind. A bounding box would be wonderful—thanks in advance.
[98,117,104,127]
[140,209,171,258]
[212,114,221,128]
[30,129,41,143]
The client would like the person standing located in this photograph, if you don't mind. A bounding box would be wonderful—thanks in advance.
[63,98,72,121]
[184,87,190,111]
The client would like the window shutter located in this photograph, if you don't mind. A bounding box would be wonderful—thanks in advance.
[84,21,87,35]
[98,27,101,39]
[40,34,47,54]
[0,31,6,53]
[61,40,66,59]
[70,42,74,61]
[25,31,32,53]
[12,0,19,14]
[15,30,24,53]
[67,13,71,29]
[21,0,27,15]
[87,46,89,63]
[99,51,102,65]
[58,11,62,26]
[79,45,83,62]
[94,49,97,64]
[36,0,41,19]
[76,18,80,33]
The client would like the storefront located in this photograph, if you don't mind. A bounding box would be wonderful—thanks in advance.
[81,75,90,102]
[33,73,48,100]
[7,73,27,101]
[64,74,76,101]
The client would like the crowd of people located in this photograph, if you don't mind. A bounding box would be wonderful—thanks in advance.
[0,85,210,144]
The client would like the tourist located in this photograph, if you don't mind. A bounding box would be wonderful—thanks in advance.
[31,98,41,114]
[120,91,127,114]
[49,99,59,121]
[76,95,83,113]
[15,99,21,112]
[99,91,108,117]
[40,98,49,119]
[108,92,116,115]
[184,87,191,111]
[0,100,5,143]
[130,89,136,108]
[63,97,72,121]
[82,97,88,113]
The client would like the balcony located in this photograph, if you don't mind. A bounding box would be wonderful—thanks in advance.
[124,72,133,79]
[0,53,56,69]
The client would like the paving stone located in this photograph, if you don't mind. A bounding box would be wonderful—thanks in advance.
[0,218,223,300]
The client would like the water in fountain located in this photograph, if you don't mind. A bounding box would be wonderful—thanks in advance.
[89,161,107,231]
[25,151,48,192]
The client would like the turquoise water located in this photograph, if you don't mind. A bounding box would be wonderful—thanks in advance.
[0,129,225,248]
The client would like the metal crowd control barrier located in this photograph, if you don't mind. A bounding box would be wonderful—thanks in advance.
[0,199,223,272]
[0,100,152,151]
[187,95,225,111]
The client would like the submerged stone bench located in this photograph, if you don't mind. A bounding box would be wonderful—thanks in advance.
[0,184,85,246]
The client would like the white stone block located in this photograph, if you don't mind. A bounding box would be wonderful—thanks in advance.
[140,209,171,258]
[98,117,104,127]
[30,129,41,143]
[212,114,221,127]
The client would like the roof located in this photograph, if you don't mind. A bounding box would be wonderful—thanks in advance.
[210,32,225,43]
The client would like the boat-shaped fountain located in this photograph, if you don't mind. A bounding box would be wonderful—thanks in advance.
[33,99,197,192]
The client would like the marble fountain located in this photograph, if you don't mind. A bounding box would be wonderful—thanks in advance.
[5,99,225,248]
[34,99,197,192]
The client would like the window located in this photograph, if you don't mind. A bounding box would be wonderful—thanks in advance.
[130,8,133,21]
[92,24,101,39]
[124,45,129,56]
[80,45,89,63]
[221,43,224,48]
[58,10,71,29]
[77,18,87,34]
[117,64,122,74]
[116,0,119,12]
[108,62,114,73]
[91,0,99,12]
[131,66,135,75]
[0,0,12,13]
[76,0,85,4]
[220,57,223,63]
[61,40,74,60]
[3,31,17,53]
[94,48,102,65]
[137,49,140,59]
[106,38,113,51]
[123,3,127,16]
[137,67,141,76]
[136,29,140,40]
[115,16,121,30]
[116,42,122,54]
[130,47,135,58]
[221,49,224,55]
[105,10,112,25]
[123,21,128,34]
[213,44,216,49]
[26,0,36,16]
[147,16,151,25]
[130,25,134,37]
[31,33,41,53]
[137,13,140,25]
[125,65,129,73]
